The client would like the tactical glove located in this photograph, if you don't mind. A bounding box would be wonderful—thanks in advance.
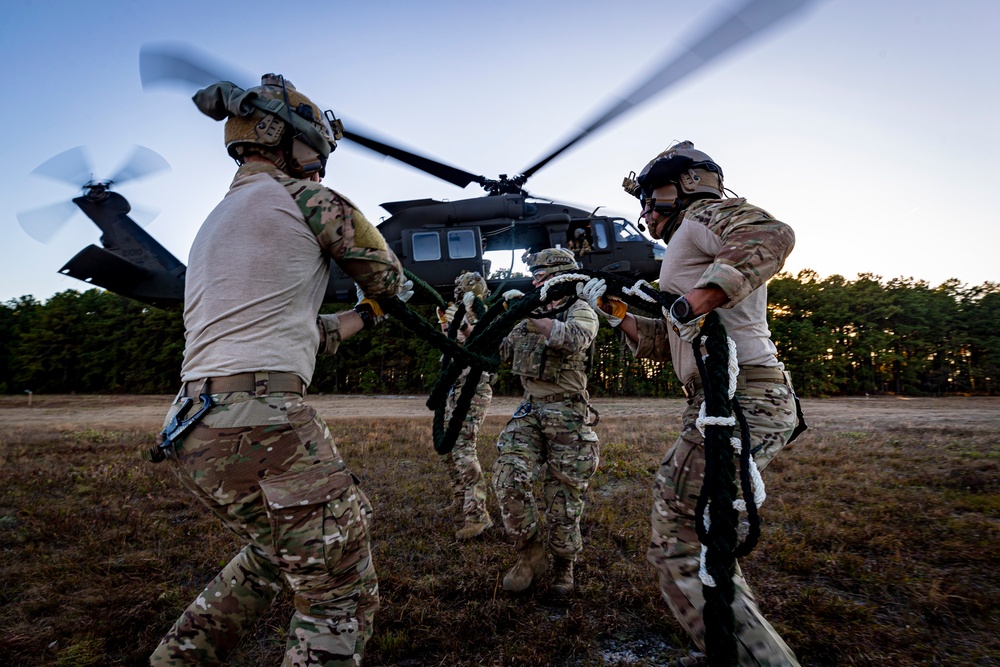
[437,302,459,324]
[354,284,387,328]
[581,277,626,327]
[397,279,415,304]
[666,296,706,343]
[502,289,525,310]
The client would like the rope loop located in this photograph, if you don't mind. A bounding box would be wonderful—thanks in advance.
[379,268,759,666]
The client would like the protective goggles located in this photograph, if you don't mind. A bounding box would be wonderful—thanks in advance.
[639,197,677,218]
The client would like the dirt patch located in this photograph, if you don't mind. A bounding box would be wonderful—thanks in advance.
[1,394,997,432]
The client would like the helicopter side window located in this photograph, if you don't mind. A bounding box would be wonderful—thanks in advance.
[447,229,478,259]
[412,232,442,261]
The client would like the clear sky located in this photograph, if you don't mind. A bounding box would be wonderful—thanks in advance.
[1,0,997,304]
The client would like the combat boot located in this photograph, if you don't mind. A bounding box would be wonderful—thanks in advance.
[456,513,493,540]
[502,537,548,592]
[550,556,575,598]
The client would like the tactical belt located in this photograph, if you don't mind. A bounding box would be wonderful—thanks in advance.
[524,390,587,404]
[180,371,306,398]
[682,366,789,398]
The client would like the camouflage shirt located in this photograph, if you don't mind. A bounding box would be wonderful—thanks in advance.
[501,298,599,398]
[182,162,402,385]
[628,197,794,383]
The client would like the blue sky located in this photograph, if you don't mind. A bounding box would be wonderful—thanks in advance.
[1,0,997,304]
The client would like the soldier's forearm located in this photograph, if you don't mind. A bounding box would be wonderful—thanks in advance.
[528,317,554,338]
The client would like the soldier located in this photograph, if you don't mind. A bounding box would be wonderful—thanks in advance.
[149,74,407,667]
[586,141,801,666]
[491,248,601,598]
[436,271,494,540]
[567,226,592,260]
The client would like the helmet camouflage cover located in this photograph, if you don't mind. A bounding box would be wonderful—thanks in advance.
[193,74,344,177]
[523,247,578,281]
[454,270,489,301]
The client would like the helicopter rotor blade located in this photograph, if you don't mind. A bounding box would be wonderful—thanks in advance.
[518,0,817,182]
[109,145,171,187]
[31,146,94,188]
[127,202,161,228]
[17,201,80,244]
[139,42,253,90]
[139,42,485,190]
[342,123,484,189]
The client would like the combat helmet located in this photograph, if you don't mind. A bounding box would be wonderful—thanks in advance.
[193,74,344,178]
[523,247,578,282]
[454,270,490,301]
[623,140,724,204]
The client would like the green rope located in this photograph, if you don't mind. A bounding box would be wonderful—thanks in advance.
[403,268,447,310]
[382,275,587,454]
[380,269,757,666]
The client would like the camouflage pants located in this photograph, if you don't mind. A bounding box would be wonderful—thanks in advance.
[441,371,492,522]
[647,382,800,667]
[491,394,600,559]
[150,392,379,667]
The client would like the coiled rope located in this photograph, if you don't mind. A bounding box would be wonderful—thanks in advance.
[380,269,762,666]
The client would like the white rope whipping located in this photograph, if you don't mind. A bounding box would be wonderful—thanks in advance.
[696,334,770,585]
[622,279,659,303]
[699,506,716,586]
[539,273,589,300]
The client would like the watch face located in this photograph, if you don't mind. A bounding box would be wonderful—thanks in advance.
[673,298,689,320]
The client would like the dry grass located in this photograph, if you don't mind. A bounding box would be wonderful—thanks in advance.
[0,399,997,666]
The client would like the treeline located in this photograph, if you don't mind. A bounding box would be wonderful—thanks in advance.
[1,270,997,397]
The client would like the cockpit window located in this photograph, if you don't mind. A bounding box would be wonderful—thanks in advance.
[614,219,645,242]
[593,223,609,249]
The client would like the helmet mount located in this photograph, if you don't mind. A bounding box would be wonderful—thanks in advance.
[624,140,724,206]
[193,74,344,179]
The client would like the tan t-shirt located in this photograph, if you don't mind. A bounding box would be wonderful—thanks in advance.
[182,164,401,385]
[628,197,795,384]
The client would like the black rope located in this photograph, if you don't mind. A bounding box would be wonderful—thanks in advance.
[732,399,761,559]
[693,315,739,666]
[381,276,584,454]
[380,269,759,667]
[574,271,758,667]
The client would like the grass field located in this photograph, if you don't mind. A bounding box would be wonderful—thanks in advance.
[0,395,997,666]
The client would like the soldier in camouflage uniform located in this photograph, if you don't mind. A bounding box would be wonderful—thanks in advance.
[436,271,494,540]
[149,75,407,667]
[491,248,601,598]
[587,142,801,666]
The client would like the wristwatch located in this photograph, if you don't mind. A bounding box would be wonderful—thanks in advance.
[353,302,375,329]
[669,296,694,323]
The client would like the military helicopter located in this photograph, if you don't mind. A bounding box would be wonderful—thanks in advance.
[17,146,186,308]
[23,0,815,308]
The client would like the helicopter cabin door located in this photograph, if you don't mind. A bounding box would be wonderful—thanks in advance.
[568,220,606,270]
[404,226,488,289]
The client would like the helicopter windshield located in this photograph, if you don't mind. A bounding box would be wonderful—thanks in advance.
[613,219,645,242]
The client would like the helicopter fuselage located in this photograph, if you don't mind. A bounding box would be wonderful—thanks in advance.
[57,189,661,309]
[324,193,663,303]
